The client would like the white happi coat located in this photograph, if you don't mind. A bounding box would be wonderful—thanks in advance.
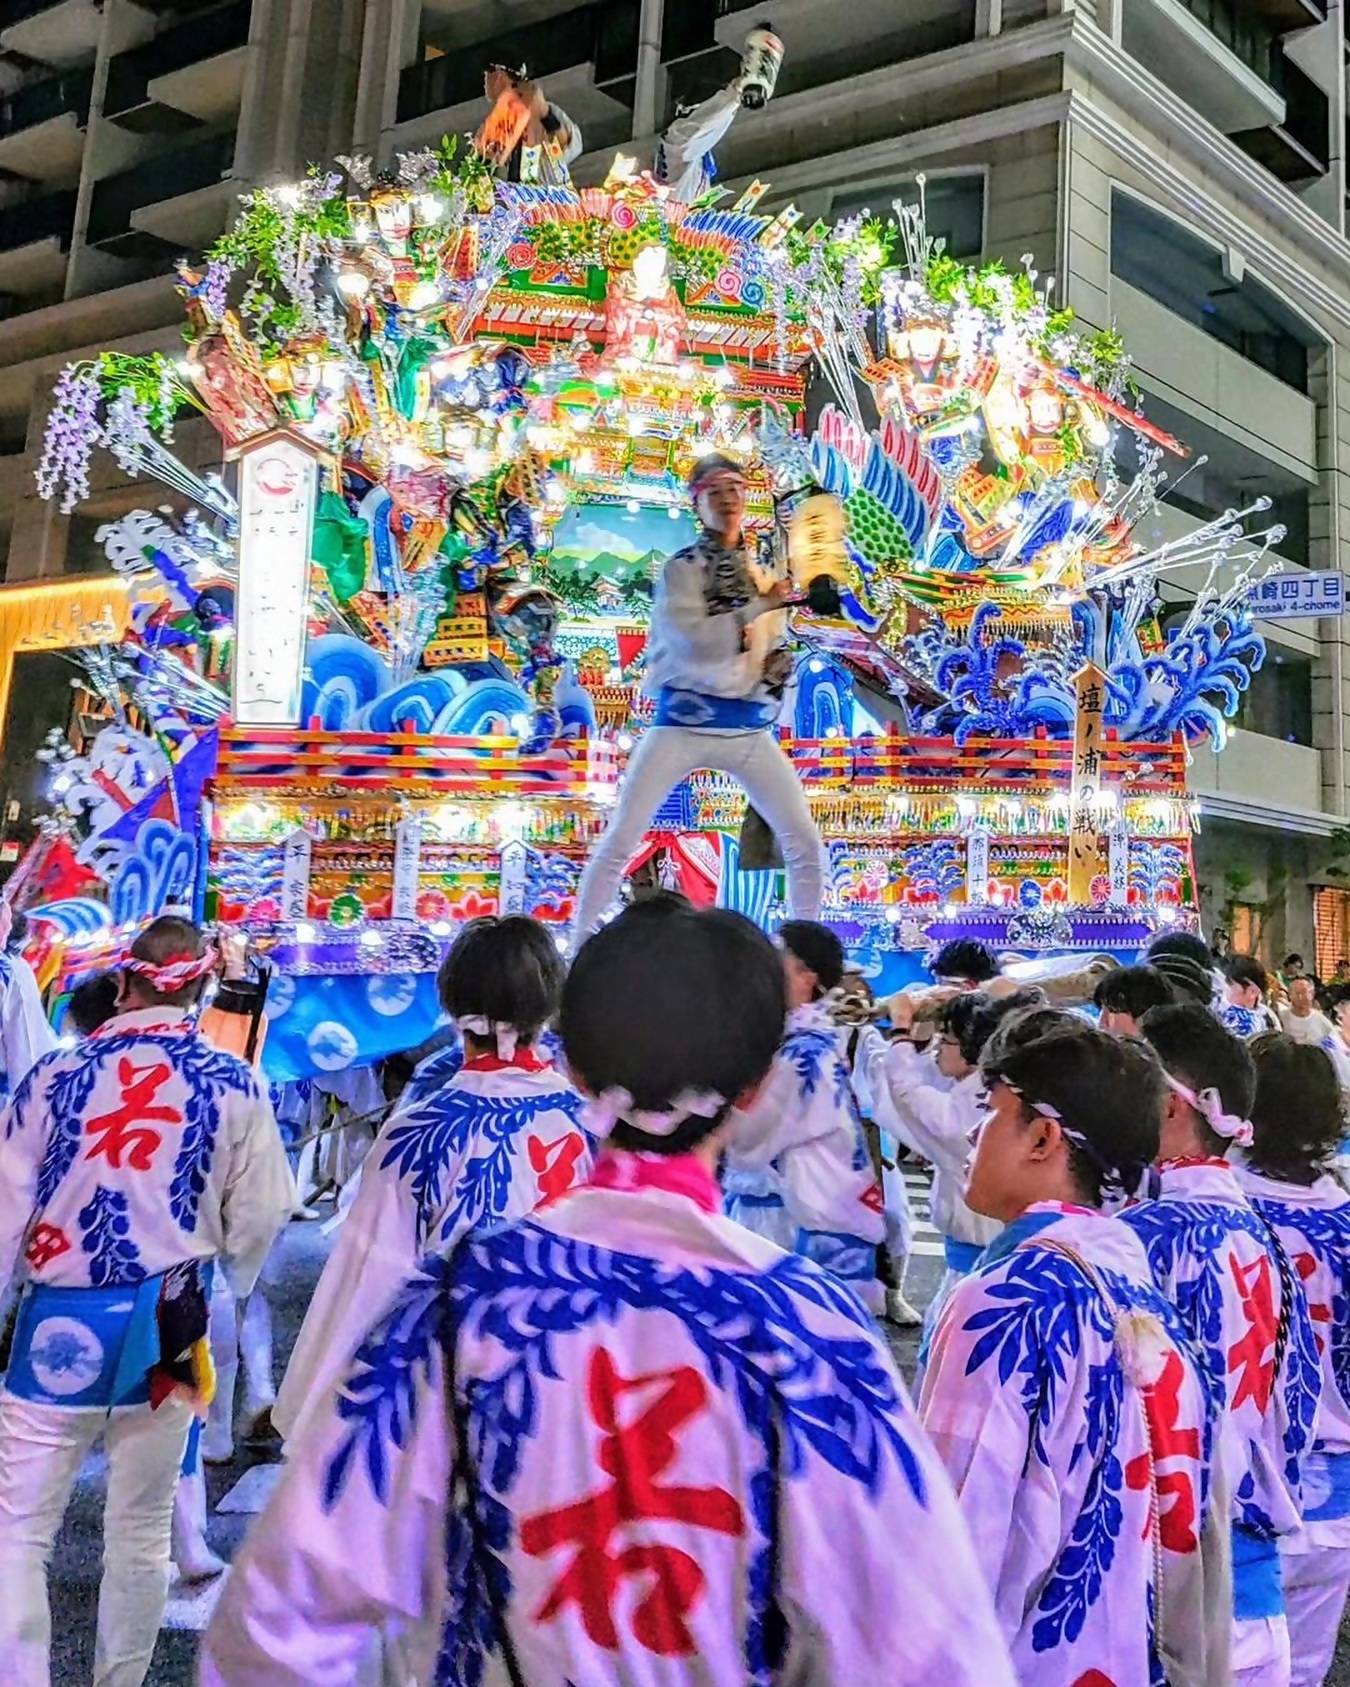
[1241,1169,1350,1552]
[855,1030,999,1252]
[724,1002,884,1265]
[275,1050,590,1440]
[1121,1158,1319,1539]
[921,1203,1223,1686]
[0,953,55,1104]
[0,1007,294,1299]
[202,1154,1017,1687]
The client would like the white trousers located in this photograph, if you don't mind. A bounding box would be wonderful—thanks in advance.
[1284,1543,1350,1687]
[573,725,824,936]
[0,1389,193,1687]
[1233,1614,1291,1686]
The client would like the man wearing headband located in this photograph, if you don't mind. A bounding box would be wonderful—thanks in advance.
[920,1010,1225,1684]
[0,914,294,1687]
[1125,1004,1319,1687]
[572,452,824,936]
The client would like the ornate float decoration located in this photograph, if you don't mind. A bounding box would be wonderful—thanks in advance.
[26,153,1282,1070]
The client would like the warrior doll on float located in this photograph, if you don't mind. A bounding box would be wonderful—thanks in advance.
[571,454,825,936]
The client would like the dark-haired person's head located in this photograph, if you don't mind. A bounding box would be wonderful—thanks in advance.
[1329,982,1350,1040]
[1283,953,1306,976]
[1146,930,1214,971]
[930,938,997,988]
[67,971,120,1037]
[437,915,564,1055]
[1094,965,1174,1037]
[934,987,1047,1082]
[779,920,844,1007]
[626,887,693,915]
[1225,955,1269,1010]
[1149,951,1214,1007]
[560,904,785,1156]
[1138,1003,1255,1162]
[122,915,212,1009]
[1248,1033,1346,1186]
[971,1019,1164,1219]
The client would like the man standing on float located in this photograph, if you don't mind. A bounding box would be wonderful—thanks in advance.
[572,453,825,935]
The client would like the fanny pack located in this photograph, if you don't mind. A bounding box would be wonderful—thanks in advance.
[653,687,778,731]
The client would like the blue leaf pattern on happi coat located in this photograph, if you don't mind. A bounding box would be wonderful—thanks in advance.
[327,1229,917,1687]
[33,1053,101,1206]
[378,1086,582,1250]
[783,1027,852,1111]
[321,1263,448,1509]
[166,1039,258,1231]
[78,1185,145,1286]
[404,1041,465,1109]
[1254,1198,1350,1420]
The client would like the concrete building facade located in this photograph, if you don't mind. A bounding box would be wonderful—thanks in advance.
[0,0,1345,962]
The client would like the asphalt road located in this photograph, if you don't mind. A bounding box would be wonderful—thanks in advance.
[38,1181,1350,1685]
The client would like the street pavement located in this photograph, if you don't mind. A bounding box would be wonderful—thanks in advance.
[40,1166,1350,1684]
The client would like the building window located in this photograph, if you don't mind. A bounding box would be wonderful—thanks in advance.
[1110,191,1321,393]
[1314,887,1350,981]
[829,173,984,262]
[63,516,113,578]
[1234,649,1313,747]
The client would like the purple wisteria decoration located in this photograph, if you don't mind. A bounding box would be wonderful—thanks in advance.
[36,364,102,514]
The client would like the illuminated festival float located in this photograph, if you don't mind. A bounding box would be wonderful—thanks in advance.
[21,144,1286,1077]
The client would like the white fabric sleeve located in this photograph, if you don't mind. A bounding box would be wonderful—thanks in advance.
[653,551,772,691]
[0,1065,46,1300]
[547,102,583,166]
[872,1043,973,1180]
[1,961,55,1098]
[274,1131,423,1440]
[217,1082,297,1298]
[660,83,742,172]
[199,1273,451,1685]
[779,1311,1017,1686]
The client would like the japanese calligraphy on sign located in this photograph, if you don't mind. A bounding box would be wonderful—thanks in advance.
[1247,570,1346,621]
[281,828,312,922]
[965,823,991,905]
[1107,822,1130,909]
[233,434,320,725]
[392,812,422,921]
[1068,663,1108,904]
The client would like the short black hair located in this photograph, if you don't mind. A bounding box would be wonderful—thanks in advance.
[1149,952,1213,1006]
[1329,983,1350,1014]
[1093,965,1174,1021]
[561,905,785,1155]
[779,920,845,996]
[1147,930,1214,970]
[1283,954,1305,969]
[982,1017,1164,1204]
[1226,955,1269,996]
[1249,1032,1345,1184]
[67,971,119,1037]
[437,915,564,1045]
[1139,1003,1255,1149]
[940,987,1047,1067]
[930,938,997,985]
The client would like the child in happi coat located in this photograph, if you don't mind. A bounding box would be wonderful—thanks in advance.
[1242,1035,1350,1687]
[202,905,1017,1687]
[920,1009,1228,1686]
[1123,1005,1320,1686]
[723,920,886,1307]
[274,915,587,1443]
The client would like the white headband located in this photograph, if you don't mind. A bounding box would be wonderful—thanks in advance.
[456,1015,520,1059]
[581,1087,726,1141]
[1163,1071,1253,1148]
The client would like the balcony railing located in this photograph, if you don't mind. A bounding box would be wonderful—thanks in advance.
[0,186,75,252]
[1173,0,1274,80]
[1232,43,1330,181]
[102,0,251,119]
[399,0,637,123]
[86,131,233,244]
[0,65,91,138]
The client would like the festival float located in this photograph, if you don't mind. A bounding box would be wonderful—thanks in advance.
[17,142,1284,1077]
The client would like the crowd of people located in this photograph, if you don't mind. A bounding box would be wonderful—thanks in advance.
[0,906,1345,1685]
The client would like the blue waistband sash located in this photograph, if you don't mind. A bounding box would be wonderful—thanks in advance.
[1232,1524,1284,1621]
[653,687,778,731]
[7,1277,164,1410]
[943,1236,986,1275]
[796,1228,876,1286]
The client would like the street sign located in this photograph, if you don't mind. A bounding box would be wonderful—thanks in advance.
[1247,570,1346,620]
